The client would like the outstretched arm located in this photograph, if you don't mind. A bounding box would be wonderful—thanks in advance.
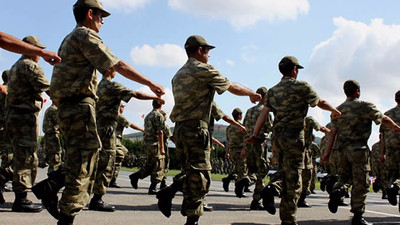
[227,82,261,103]
[245,107,271,143]
[129,123,144,133]
[321,127,337,163]
[222,115,246,132]
[0,32,61,65]
[317,98,341,118]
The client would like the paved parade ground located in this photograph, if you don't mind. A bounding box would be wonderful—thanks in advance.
[1,168,400,225]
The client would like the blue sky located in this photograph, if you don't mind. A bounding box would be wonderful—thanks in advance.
[1,0,400,145]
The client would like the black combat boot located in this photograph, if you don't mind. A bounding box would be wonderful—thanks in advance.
[32,168,65,219]
[129,172,140,189]
[156,179,182,217]
[160,179,167,189]
[328,189,344,213]
[148,181,159,195]
[222,174,235,192]
[185,216,199,225]
[89,194,115,212]
[12,192,43,212]
[0,168,13,204]
[57,213,74,225]
[260,185,276,215]
[109,178,120,188]
[351,212,373,225]
[250,199,264,210]
[234,178,248,198]
[297,193,311,208]
[386,184,399,206]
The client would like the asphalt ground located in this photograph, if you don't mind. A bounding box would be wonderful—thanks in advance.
[1,168,400,225]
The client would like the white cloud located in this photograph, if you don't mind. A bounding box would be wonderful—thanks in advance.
[101,0,151,12]
[226,59,235,66]
[130,44,187,67]
[168,0,309,29]
[305,17,400,145]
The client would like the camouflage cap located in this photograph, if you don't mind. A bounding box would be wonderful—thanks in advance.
[395,90,400,102]
[74,0,111,17]
[184,35,215,49]
[256,87,268,98]
[232,108,242,118]
[22,36,46,49]
[279,56,304,69]
[343,80,360,92]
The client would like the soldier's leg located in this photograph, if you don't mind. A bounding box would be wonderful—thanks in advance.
[181,168,210,218]
[251,142,268,210]
[110,145,125,187]
[45,134,62,174]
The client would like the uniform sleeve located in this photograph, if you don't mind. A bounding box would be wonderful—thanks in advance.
[211,102,225,121]
[367,102,383,125]
[27,63,50,93]
[117,115,131,128]
[79,30,120,75]
[113,81,136,103]
[198,64,230,95]
[304,82,319,107]
[154,112,166,132]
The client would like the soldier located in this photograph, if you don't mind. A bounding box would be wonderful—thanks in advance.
[156,35,260,225]
[109,104,144,188]
[370,140,388,199]
[43,102,62,174]
[130,100,166,195]
[309,139,320,194]
[236,87,272,210]
[247,56,340,225]
[222,108,247,194]
[323,80,400,225]
[298,116,330,208]
[6,36,50,212]
[31,0,164,224]
[159,110,172,189]
[0,70,13,204]
[380,90,400,209]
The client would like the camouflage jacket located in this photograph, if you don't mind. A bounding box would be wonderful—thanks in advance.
[226,120,245,149]
[210,101,225,134]
[243,103,272,139]
[7,55,49,112]
[43,104,59,134]
[304,116,322,147]
[381,105,400,154]
[0,92,6,128]
[116,115,130,145]
[96,76,135,120]
[144,108,165,144]
[265,76,319,135]
[371,141,381,164]
[332,97,383,148]
[50,26,119,103]
[310,141,321,159]
[170,58,230,124]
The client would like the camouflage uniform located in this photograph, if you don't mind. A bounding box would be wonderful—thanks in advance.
[0,83,13,172]
[371,141,388,194]
[93,76,136,197]
[242,102,272,201]
[161,120,172,185]
[266,76,319,224]
[50,26,119,217]
[136,108,166,182]
[331,97,383,215]
[113,115,130,180]
[170,57,230,217]
[301,116,322,197]
[43,103,62,174]
[6,55,49,194]
[381,105,400,191]
[309,142,321,192]
[226,120,246,181]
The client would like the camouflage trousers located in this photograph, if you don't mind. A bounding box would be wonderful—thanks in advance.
[386,149,400,189]
[329,148,341,175]
[6,109,39,194]
[137,142,165,182]
[113,142,128,180]
[93,118,118,196]
[245,139,268,201]
[310,161,318,191]
[162,146,170,181]
[58,99,100,217]
[372,159,389,192]
[44,132,62,174]
[0,128,13,171]
[333,144,370,214]
[301,149,313,195]
[229,147,247,181]
[269,130,305,224]
[174,120,211,217]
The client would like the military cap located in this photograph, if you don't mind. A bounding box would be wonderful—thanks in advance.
[232,108,242,118]
[184,35,215,49]
[343,80,360,92]
[74,0,111,17]
[279,56,304,69]
[256,87,268,98]
[22,36,46,49]
[395,90,400,102]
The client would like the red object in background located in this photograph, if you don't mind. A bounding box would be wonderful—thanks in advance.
[43,99,47,103]
[142,114,145,118]
[218,126,221,131]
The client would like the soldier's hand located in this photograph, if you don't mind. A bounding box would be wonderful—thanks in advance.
[245,135,256,144]
[160,147,165,155]
[0,85,6,94]
[331,110,341,119]
[157,97,165,105]
[41,50,61,65]
[249,93,262,104]
[150,83,165,97]
[225,152,230,159]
